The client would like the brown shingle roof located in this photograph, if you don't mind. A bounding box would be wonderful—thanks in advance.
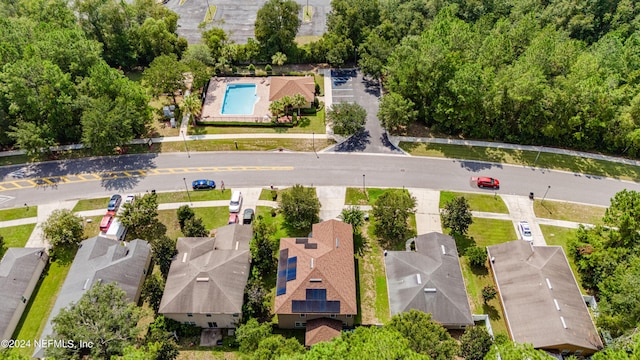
[305,318,343,346]
[487,241,603,354]
[274,220,357,315]
[269,76,315,102]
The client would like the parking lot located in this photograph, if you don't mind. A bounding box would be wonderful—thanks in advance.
[165,0,331,44]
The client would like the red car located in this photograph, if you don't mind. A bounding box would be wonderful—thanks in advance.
[228,213,239,224]
[477,177,500,189]
[99,214,114,232]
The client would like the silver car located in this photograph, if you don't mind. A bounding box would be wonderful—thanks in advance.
[518,221,533,242]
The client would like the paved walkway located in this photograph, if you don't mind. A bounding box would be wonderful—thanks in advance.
[317,186,347,221]
[500,195,546,246]
[408,188,442,234]
[25,200,78,248]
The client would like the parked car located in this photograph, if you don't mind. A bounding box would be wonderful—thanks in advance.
[229,191,243,213]
[107,194,122,212]
[243,208,255,225]
[518,221,533,242]
[228,213,239,224]
[192,179,216,190]
[124,194,135,206]
[99,213,114,232]
[477,177,500,189]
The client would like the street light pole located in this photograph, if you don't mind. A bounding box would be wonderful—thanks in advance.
[181,130,190,158]
[542,185,551,204]
[362,174,366,195]
[183,177,193,206]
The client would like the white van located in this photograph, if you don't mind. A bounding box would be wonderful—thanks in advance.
[229,191,243,213]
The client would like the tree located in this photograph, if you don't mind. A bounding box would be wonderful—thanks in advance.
[253,335,305,359]
[466,246,487,268]
[119,192,163,240]
[143,315,179,360]
[47,282,142,359]
[182,44,215,66]
[152,236,177,279]
[459,326,493,360]
[279,185,321,231]
[142,272,165,313]
[441,196,473,235]
[243,278,272,323]
[371,190,416,244]
[377,93,417,133]
[484,341,555,359]
[387,309,459,359]
[202,27,228,61]
[271,51,288,66]
[339,206,365,234]
[255,0,301,56]
[142,54,186,102]
[269,99,284,117]
[182,217,208,237]
[326,102,367,136]
[250,216,278,275]
[8,122,55,159]
[236,318,272,353]
[292,93,307,116]
[181,94,202,126]
[482,285,497,304]
[177,205,195,230]
[42,209,84,249]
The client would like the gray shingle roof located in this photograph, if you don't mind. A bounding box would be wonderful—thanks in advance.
[158,224,252,315]
[34,237,150,358]
[0,247,47,338]
[385,233,473,327]
[487,241,603,354]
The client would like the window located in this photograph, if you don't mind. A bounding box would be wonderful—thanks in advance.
[184,321,196,326]
[295,322,307,328]
[300,314,306,318]
[346,314,352,318]
[575,350,583,355]
[330,314,336,318]
[206,314,212,317]
[187,313,193,317]
[561,350,570,356]
[233,313,239,318]
[208,322,218,328]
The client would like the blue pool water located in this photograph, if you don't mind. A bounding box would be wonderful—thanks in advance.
[221,84,257,115]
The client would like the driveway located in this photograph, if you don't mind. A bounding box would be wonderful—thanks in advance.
[165,0,331,44]
[326,69,402,154]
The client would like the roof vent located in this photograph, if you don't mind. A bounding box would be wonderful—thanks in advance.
[441,245,446,255]
[310,258,314,269]
[554,299,561,311]
[182,253,188,263]
[196,277,210,282]
[560,316,567,329]
[83,278,90,290]
[546,278,553,290]
[310,278,322,282]
[416,274,422,285]
[336,237,339,248]
[424,288,437,293]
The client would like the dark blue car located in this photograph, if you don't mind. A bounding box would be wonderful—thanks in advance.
[107,194,122,212]
[192,179,216,190]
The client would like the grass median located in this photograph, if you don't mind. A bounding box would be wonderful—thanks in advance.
[439,191,509,213]
[0,206,37,221]
[400,142,640,181]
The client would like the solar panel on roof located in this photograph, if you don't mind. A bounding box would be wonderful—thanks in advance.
[276,249,289,296]
[304,243,318,249]
[286,256,297,281]
[295,238,308,244]
[291,300,341,313]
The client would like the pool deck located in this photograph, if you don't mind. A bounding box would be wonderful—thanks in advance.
[201,77,271,123]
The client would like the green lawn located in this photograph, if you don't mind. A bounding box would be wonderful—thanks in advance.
[12,247,77,357]
[439,191,509,213]
[540,225,585,293]
[204,5,216,22]
[259,188,280,201]
[344,188,411,206]
[255,206,306,239]
[453,218,516,338]
[314,74,324,96]
[189,108,326,135]
[73,197,110,212]
[192,207,232,232]
[400,142,640,182]
[156,189,231,203]
[150,138,334,153]
[357,223,390,325]
[82,215,104,238]
[0,224,36,248]
[534,200,605,225]
[0,206,37,221]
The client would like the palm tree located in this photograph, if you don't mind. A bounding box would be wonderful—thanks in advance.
[280,95,293,116]
[292,93,307,116]
[271,52,287,66]
[182,94,202,126]
[269,99,284,117]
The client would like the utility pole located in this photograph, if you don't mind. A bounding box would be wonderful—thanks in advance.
[181,131,190,158]
[183,178,193,206]
[542,185,551,204]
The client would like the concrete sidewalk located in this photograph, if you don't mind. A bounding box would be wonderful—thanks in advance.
[408,188,442,234]
[317,186,347,221]
[500,195,546,246]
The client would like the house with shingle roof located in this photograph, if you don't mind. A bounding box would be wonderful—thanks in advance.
[487,240,603,356]
[268,76,315,107]
[384,232,474,328]
[159,224,252,328]
[34,237,151,358]
[274,219,357,346]
[0,247,48,340]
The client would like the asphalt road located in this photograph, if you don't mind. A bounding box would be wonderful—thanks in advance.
[0,152,637,209]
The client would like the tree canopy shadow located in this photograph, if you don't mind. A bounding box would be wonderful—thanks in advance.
[452,233,476,255]
[482,303,501,321]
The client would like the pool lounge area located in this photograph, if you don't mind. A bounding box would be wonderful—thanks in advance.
[201,77,271,123]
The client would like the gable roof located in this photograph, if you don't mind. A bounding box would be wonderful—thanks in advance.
[385,233,473,327]
[487,241,603,353]
[274,220,356,315]
[159,224,252,315]
[269,76,315,102]
[34,237,150,358]
[0,247,47,338]
[305,317,343,347]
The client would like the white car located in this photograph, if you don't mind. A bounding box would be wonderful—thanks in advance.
[124,194,135,205]
[518,221,533,242]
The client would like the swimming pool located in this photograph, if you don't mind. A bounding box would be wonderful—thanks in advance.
[220,84,258,115]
